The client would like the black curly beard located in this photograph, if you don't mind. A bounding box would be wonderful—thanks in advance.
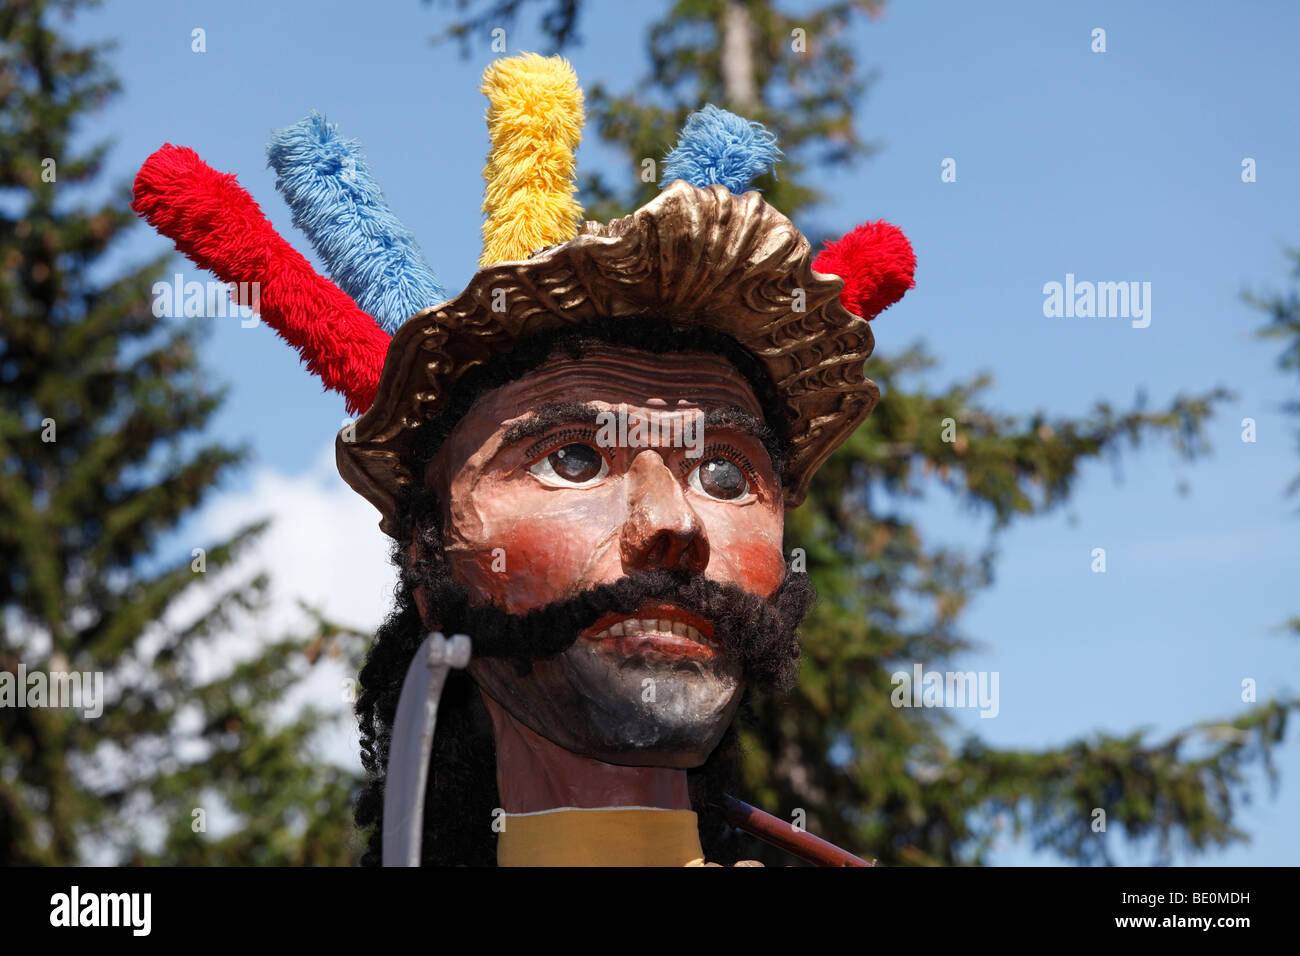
[425,564,811,693]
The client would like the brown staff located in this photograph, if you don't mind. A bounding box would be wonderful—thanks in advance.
[722,794,873,867]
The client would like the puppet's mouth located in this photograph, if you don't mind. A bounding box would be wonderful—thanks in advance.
[580,602,719,658]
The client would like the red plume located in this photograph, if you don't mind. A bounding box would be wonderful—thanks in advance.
[813,220,916,320]
[131,145,390,415]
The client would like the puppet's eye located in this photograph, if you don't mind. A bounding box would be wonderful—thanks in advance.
[528,442,609,486]
[689,456,750,501]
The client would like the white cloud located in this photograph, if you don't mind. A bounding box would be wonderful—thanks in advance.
[194,441,398,638]
[179,441,399,770]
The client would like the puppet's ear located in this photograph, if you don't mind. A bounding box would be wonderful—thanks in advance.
[267,111,447,334]
[661,104,782,194]
[813,221,916,320]
[478,53,585,267]
[131,144,390,415]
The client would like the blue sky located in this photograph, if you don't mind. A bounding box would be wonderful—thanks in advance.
[69,0,1299,864]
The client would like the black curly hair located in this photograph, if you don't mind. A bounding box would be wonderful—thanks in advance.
[352,318,813,866]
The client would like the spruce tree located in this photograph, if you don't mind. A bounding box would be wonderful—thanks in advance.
[0,0,361,865]
[1249,247,1300,500]
[439,0,1297,864]
[1248,247,1300,639]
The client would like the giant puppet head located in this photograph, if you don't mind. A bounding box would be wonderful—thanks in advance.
[131,54,914,865]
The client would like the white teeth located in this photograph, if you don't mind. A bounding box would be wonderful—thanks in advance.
[590,617,716,646]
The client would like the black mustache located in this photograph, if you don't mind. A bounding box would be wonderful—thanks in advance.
[424,568,812,692]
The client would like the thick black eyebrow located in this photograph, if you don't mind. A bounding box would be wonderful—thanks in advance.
[500,401,782,474]
[701,405,773,445]
[502,402,771,444]
[501,402,604,446]
[702,406,783,475]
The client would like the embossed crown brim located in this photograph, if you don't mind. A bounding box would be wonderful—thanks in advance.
[336,180,879,537]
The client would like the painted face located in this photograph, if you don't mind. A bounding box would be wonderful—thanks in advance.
[425,342,787,767]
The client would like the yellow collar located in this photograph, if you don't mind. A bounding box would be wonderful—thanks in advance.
[497,807,706,867]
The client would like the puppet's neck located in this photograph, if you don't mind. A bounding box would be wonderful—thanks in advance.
[481,689,705,866]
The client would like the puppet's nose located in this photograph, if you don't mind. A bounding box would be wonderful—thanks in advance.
[620,450,710,575]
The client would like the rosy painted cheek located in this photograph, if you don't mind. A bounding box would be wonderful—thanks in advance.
[697,501,786,597]
[450,488,619,614]
[499,524,601,611]
[709,536,787,597]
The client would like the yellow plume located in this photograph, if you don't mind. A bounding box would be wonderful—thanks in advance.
[479,53,584,267]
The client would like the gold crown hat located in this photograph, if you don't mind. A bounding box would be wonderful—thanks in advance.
[130,54,915,537]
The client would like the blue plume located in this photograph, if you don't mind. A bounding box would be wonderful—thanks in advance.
[267,112,446,333]
[661,104,782,194]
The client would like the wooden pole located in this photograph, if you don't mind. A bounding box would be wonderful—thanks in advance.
[722,794,874,867]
